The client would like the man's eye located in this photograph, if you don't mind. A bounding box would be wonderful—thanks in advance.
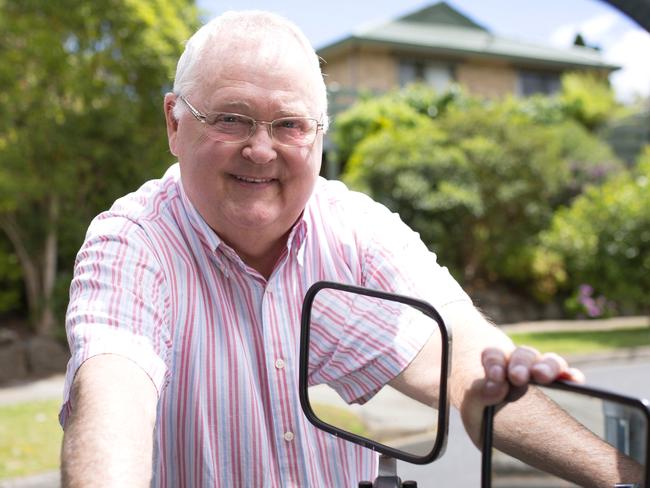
[279,119,298,129]
[277,118,310,131]
[214,113,246,125]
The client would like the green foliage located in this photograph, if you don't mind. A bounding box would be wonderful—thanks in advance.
[332,84,473,163]
[0,238,22,313]
[342,90,621,290]
[332,97,432,165]
[537,146,650,311]
[344,123,478,279]
[0,0,199,333]
[560,72,619,131]
[548,120,623,201]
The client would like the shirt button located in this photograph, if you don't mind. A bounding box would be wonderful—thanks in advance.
[283,431,295,442]
[275,358,285,369]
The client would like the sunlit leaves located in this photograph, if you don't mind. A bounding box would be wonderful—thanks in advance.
[0,0,199,324]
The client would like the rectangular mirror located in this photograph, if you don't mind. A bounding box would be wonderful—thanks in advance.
[299,280,452,464]
[482,381,650,487]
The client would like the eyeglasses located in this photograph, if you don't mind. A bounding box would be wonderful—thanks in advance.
[178,95,325,147]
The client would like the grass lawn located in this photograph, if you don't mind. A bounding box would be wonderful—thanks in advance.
[310,402,369,437]
[507,326,650,356]
[0,399,62,480]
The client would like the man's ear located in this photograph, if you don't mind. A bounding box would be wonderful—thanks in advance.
[164,93,179,156]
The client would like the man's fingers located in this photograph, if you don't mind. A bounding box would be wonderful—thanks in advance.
[481,345,584,404]
[530,352,567,383]
[507,346,540,386]
[482,348,506,383]
[561,366,586,384]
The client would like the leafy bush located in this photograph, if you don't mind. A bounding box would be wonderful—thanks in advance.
[344,122,477,279]
[536,146,650,312]
[341,90,623,294]
[332,96,434,164]
[560,72,619,131]
[332,84,474,163]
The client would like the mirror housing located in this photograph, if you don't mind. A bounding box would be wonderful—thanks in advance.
[481,381,650,487]
[299,280,452,464]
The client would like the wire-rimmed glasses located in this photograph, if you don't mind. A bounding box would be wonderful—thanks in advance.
[178,95,325,147]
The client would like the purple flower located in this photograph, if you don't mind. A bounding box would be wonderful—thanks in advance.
[578,284,594,297]
[582,297,601,317]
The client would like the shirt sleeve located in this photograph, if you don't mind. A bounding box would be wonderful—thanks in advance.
[309,182,472,404]
[306,286,436,404]
[59,214,171,427]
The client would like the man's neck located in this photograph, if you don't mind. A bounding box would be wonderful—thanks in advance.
[219,228,291,280]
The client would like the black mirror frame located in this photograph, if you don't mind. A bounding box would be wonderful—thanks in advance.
[299,280,453,464]
[481,380,650,488]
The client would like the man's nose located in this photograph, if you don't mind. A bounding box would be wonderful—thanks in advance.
[242,122,276,164]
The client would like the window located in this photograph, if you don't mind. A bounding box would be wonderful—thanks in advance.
[518,70,561,96]
[399,60,454,92]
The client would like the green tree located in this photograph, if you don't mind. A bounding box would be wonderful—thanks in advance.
[0,0,199,335]
[0,236,21,313]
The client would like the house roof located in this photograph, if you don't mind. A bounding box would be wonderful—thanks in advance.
[317,2,620,72]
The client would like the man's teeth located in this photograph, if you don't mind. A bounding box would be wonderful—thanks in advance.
[235,176,273,183]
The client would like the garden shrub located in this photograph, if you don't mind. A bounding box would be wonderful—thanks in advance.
[336,84,627,306]
[537,146,650,313]
[344,100,574,284]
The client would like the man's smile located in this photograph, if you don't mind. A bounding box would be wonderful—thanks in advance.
[232,174,277,184]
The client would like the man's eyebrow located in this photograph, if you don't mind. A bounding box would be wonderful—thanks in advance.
[210,100,252,112]
[209,100,311,117]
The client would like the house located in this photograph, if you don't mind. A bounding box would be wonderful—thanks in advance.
[317,2,619,111]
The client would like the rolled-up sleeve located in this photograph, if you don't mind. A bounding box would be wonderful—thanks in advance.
[59,215,170,427]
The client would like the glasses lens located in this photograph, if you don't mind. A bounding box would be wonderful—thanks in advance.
[272,117,317,146]
[204,113,254,142]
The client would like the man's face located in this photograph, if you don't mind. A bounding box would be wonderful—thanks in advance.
[165,35,324,249]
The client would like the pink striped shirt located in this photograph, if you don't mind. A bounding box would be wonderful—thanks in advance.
[61,163,470,487]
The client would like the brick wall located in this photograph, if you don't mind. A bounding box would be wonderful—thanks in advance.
[323,47,397,92]
[456,61,518,98]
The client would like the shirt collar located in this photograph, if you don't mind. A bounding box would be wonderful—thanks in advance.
[176,169,222,254]
[288,218,308,267]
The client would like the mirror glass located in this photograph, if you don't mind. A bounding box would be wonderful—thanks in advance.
[488,384,649,487]
[304,285,447,460]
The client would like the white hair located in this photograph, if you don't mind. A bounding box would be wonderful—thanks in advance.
[172,10,328,125]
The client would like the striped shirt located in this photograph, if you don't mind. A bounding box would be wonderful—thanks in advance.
[61,163,470,487]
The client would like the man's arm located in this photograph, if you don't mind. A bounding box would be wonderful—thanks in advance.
[390,301,583,442]
[492,386,644,488]
[61,354,158,488]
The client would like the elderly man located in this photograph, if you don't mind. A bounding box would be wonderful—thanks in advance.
[60,10,583,487]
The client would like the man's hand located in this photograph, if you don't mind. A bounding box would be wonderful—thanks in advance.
[438,302,586,446]
[480,345,585,403]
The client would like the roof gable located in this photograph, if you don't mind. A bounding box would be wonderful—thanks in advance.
[316,1,619,72]
[397,1,488,31]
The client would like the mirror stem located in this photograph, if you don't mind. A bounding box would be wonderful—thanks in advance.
[378,455,397,477]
